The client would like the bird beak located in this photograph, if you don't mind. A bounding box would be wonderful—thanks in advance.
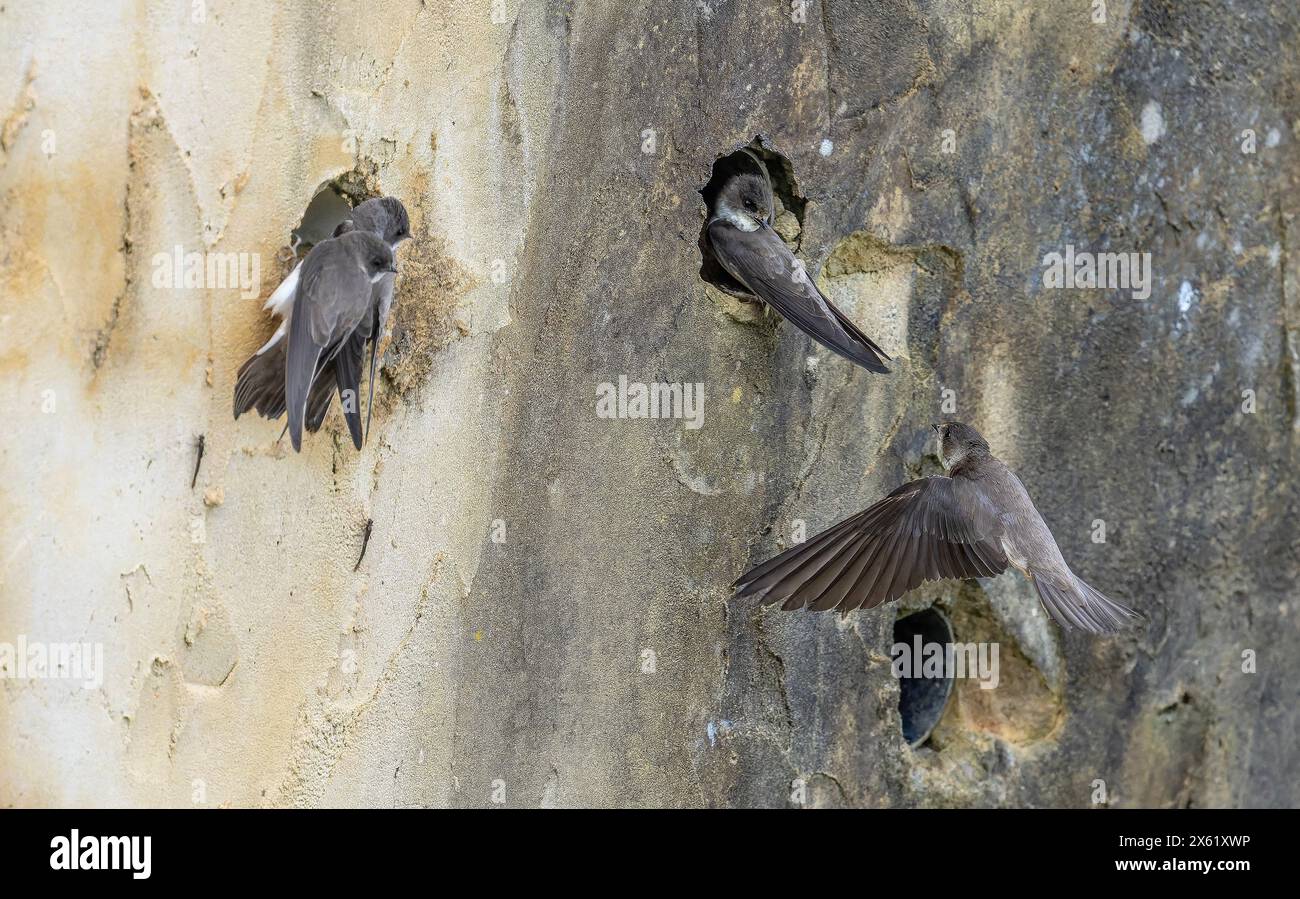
[386,264,399,274]
[932,424,941,435]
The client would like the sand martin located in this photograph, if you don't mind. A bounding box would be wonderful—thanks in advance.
[704,158,890,373]
[234,196,410,450]
[734,422,1143,634]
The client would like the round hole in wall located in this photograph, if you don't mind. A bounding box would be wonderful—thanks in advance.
[893,606,955,747]
[292,185,356,252]
[697,136,807,295]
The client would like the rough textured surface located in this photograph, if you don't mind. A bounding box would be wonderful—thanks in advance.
[1,0,1296,808]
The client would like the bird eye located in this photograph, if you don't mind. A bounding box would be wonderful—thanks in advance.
[373,256,385,268]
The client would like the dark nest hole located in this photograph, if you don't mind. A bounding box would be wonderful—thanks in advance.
[894,607,955,748]
[697,136,807,295]
[286,175,382,261]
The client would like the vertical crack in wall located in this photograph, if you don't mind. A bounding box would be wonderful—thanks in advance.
[93,88,163,371]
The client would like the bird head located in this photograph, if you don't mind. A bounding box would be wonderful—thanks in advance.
[933,421,991,471]
[346,231,399,281]
[350,196,412,248]
[714,171,773,230]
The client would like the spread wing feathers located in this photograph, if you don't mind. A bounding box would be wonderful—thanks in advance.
[235,335,338,433]
[734,477,1008,614]
[708,219,890,373]
[234,338,288,420]
[1031,571,1144,635]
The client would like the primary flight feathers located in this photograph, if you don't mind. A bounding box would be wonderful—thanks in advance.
[735,422,1143,635]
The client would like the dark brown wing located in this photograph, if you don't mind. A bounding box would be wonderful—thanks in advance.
[234,338,288,421]
[332,326,369,450]
[734,477,1008,614]
[234,335,341,434]
[304,361,338,433]
[707,218,890,373]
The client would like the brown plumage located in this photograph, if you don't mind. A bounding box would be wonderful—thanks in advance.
[704,166,890,374]
[735,422,1144,635]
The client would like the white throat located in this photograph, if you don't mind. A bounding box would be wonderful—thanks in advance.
[716,201,761,232]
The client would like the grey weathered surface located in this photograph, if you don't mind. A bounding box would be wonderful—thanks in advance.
[0,0,1296,807]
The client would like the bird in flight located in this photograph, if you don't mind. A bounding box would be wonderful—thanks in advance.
[703,154,890,373]
[234,196,410,451]
[734,422,1143,634]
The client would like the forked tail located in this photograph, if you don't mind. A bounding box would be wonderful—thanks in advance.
[1032,570,1144,634]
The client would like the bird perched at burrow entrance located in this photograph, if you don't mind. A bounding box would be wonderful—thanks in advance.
[702,153,890,374]
[234,196,411,451]
[734,422,1144,634]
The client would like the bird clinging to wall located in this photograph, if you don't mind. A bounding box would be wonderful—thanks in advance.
[234,196,411,451]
